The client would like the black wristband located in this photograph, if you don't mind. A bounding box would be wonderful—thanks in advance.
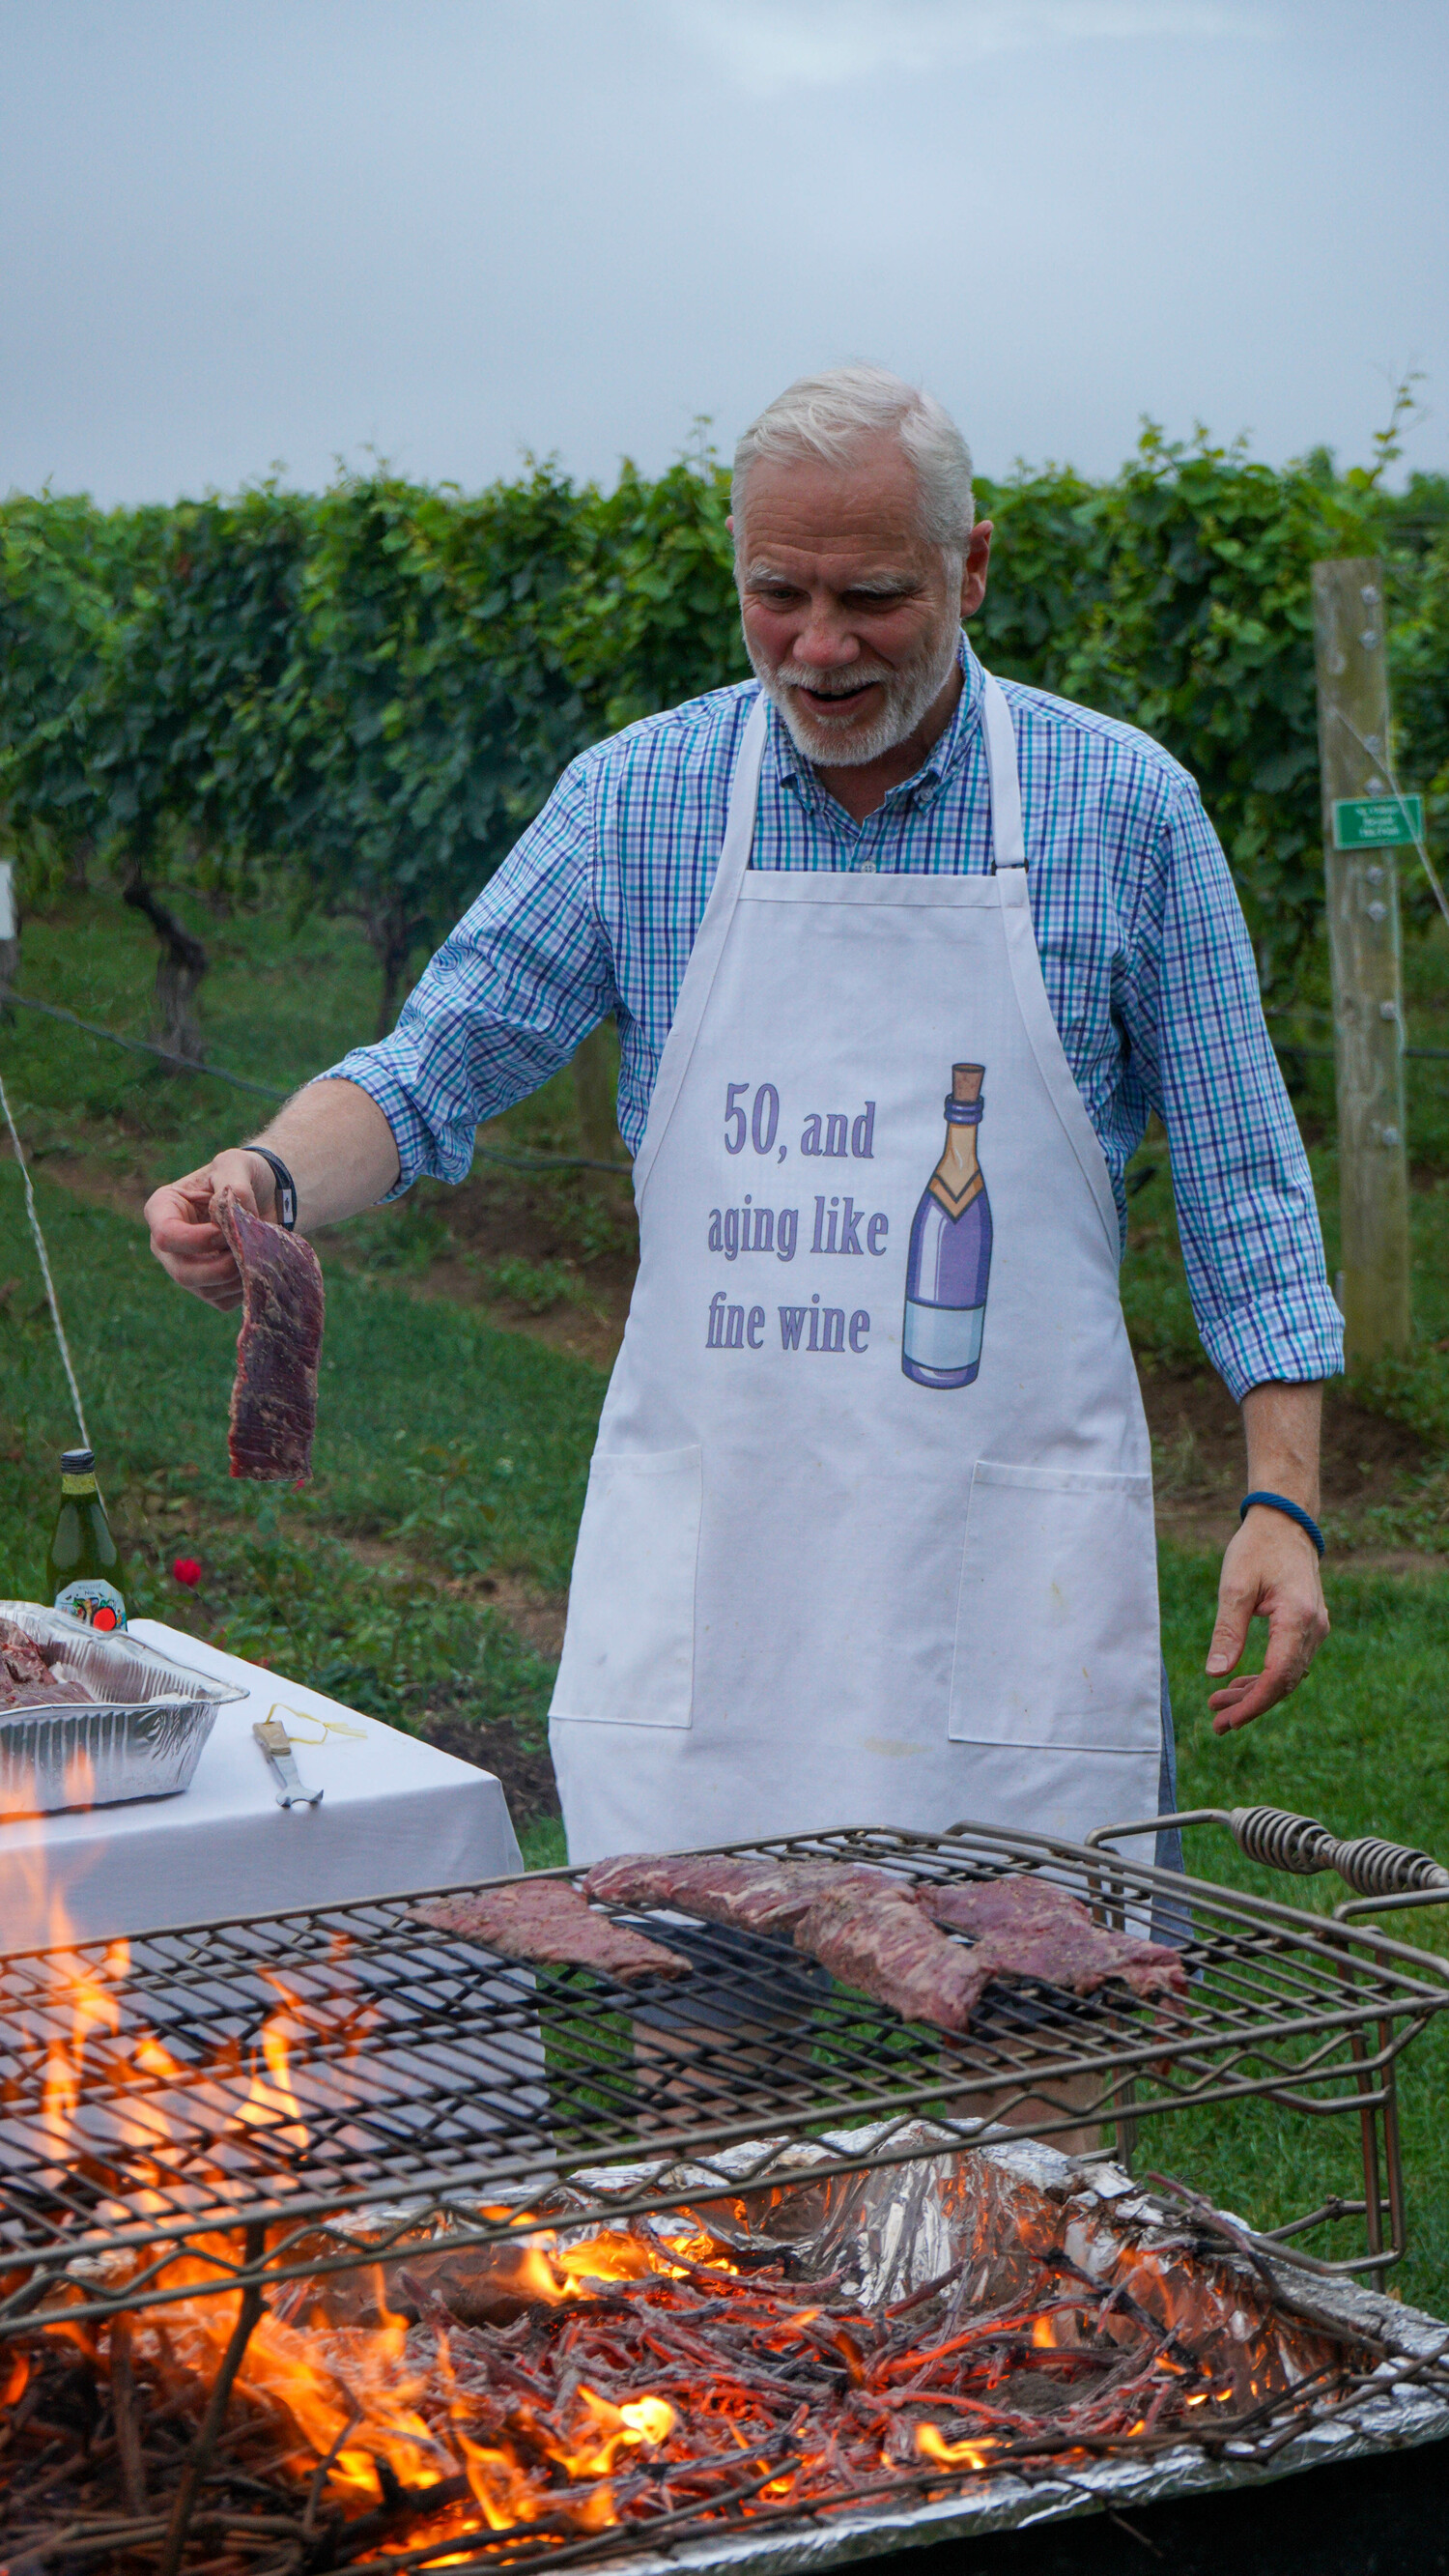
[1239,1491,1325,1558]
[247,1147,298,1231]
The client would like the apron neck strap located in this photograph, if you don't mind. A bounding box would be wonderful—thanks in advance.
[980,672,1026,871]
[717,692,770,898]
[627,692,768,1203]
[721,672,1024,879]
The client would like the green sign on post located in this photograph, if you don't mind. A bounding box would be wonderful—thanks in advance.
[1332,793,1424,849]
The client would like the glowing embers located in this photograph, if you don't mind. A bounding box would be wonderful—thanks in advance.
[1,2147,1395,2572]
[2,1838,1444,2572]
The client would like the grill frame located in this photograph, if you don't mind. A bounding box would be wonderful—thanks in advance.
[3,1818,1447,2335]
[9,2127,1446,2576]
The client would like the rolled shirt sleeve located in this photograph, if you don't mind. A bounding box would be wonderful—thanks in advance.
[318,758,617,1198]
[1124,782,1344,1400]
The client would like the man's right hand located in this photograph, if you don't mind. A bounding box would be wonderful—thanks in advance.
[145,1083,402,1305]
[144,1150,278,1310]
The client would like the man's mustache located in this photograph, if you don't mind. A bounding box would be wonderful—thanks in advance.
[772,664,895,700]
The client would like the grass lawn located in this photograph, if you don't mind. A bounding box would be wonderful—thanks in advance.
[1161,1548,1449,2316]
[2,886,1448,2310]
[0,1171,593,1826]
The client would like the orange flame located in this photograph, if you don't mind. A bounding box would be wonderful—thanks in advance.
[3,1843,1324,2557]
[232,1976,311,2152]
[64,1745,97,1810]
[449,2382,675,2534]
[916,2422,992,2473]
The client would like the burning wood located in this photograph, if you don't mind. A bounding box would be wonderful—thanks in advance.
[2,2169,1422,2576]
[5,1832,1449,2571]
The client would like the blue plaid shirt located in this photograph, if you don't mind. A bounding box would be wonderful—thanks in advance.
[325,641,1342,1400]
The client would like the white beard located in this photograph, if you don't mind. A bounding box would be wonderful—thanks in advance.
[746,618,962,767]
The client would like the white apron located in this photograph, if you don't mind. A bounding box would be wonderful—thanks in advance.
[550,675,1163,1864]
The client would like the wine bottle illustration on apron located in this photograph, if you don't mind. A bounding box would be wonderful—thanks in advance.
[902,1063,992,1388]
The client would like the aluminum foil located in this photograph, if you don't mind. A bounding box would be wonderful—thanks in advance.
[288,2120,1449,2568]
[553,2130,1449,2574]
[0,1601,245,1814]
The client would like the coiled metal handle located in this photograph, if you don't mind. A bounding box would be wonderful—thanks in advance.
[1231,1806,1449,1898]
[1229,1806,1337,1874]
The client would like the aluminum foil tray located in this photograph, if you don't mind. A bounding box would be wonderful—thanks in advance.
[0,1602,244,1815]
[545,2133,1449,2574]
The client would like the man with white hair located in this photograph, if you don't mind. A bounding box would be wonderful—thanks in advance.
[146,365,1341,1870]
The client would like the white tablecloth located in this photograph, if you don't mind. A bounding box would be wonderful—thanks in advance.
[0,1619,523,1949]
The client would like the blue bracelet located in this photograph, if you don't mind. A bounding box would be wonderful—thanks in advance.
[1239,1491,1325,1558]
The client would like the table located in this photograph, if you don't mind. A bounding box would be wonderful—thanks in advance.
[0,1619,523,1948]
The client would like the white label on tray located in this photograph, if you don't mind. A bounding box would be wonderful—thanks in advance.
[53,1581,128,1633]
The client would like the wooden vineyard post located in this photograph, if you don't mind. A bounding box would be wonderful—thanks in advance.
[1311,557,1411,1361]
[0,859,16,1006]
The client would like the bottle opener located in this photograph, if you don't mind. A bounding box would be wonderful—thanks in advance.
[253,1714,324,1811]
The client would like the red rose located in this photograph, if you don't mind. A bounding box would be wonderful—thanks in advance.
[173,1557,202,1588]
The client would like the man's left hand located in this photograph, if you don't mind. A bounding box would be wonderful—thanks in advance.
[1205,1504,1329,1733]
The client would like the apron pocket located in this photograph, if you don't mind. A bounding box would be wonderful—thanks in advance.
[948,1458,1158,1752]
[550,1446,701,1730]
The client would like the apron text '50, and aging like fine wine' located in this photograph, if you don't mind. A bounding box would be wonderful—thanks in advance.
[902,1063,993,1388]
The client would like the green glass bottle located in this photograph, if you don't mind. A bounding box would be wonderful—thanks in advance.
[45,1448,127,1631]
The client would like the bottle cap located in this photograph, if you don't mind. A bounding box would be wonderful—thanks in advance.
[61,1447,96,1474]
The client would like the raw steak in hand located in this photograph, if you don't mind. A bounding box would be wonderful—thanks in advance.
[215,1188,325,1482]
[418,1879,693,1985]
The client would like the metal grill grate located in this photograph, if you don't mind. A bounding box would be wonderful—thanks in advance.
[3,1822,1447,2331]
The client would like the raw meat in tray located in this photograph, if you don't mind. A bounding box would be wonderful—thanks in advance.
[0,1618,94,1710]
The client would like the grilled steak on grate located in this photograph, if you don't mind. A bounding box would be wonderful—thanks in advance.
[582,1849,896,1933]
[922,1875,1189,2003]
[580,1853,1187,2033]
[0,1620,94,1709]
[417,1878,693,1985]
[793,1878,988,2030]
[214,1188,326,1483]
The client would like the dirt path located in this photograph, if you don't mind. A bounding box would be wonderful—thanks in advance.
[1139,1361,1438,1566]
[339,1531,567,1661]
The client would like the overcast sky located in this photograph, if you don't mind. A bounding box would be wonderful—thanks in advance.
[3,0,1445,504]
